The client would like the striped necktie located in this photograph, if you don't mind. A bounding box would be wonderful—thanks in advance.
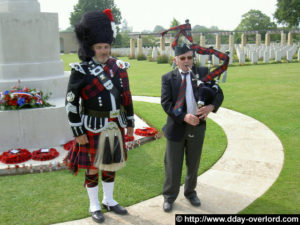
[173,72,188,116]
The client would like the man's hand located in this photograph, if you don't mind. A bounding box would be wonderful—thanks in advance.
[184,114,200,126]
[126,127,134,137]
[76,134,89,145]
[197,104,214,120]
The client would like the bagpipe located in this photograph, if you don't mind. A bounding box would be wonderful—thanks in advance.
[161,20,229,108]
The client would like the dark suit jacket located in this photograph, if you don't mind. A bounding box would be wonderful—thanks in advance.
[161,67,224,142]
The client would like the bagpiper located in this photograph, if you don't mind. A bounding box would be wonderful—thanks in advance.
[64,9,134,223]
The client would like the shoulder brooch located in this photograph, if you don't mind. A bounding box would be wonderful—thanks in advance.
[69,62,86,74]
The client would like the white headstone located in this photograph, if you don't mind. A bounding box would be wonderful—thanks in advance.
[251,52,258,64]
[239,53,245,64]
[198,55,207,67]
[152,47,158,60]
[212,55,219,66]
[286,50,293,62]
[275,51,281,62]
[263,51,270,63]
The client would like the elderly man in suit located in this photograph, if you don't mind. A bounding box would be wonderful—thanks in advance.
[160,44,224,212]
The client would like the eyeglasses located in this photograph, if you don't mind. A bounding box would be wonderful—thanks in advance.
[179,56,193,61]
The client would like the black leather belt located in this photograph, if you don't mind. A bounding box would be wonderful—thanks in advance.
[83,108,120,118]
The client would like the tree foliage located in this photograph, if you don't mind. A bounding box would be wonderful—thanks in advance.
[235,9,277,31]
[153,25,165,33]
[170,18,180,28]
[120,19,133,32]
[274,0,300,28]
[70,0,122,27]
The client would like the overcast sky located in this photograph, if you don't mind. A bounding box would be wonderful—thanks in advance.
[39,0,278,31]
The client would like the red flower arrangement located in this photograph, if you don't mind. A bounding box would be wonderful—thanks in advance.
[32,148,59,161]
[135,127,158,137]
[0,149,32,164]
[0,83,53,110]
[124,135,135,142]
[63,140,75,151]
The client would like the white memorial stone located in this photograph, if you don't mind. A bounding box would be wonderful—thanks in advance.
[275,51,281,62]
[198,55,207,66]
[0,0,72,152]
[212,55,219,66]
[286,50,293,62]
[251,52,258,64]
[263,51,270,63]
[239,53,245,64]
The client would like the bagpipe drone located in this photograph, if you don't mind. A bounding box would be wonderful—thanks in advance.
[161,20,229,109]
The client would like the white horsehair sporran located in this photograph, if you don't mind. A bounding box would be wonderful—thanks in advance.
[94,121,125,171]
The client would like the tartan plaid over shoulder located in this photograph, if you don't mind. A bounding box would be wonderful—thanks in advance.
[65,57,134,137]
[105,58,133,113]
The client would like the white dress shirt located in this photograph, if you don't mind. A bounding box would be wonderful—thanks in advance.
[179,69,197,115]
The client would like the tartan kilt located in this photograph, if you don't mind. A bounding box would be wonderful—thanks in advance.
[64,126,126,174]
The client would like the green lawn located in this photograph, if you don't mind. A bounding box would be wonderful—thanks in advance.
[0,97,226,224]
[222,63,300,214]
[128,60,300,214]
[61,54,300,213]
[1,55,299,225]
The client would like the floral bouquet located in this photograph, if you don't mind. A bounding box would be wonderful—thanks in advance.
[0,85,53,110]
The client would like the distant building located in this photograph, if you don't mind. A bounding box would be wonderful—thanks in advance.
[59,31,78,53]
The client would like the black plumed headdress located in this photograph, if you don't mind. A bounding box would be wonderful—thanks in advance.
[75,9,116,61]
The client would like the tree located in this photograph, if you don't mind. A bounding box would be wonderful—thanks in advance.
[142,35,157,47]
[120,19,132,32]
[112,27,122,48]
[193,25,210,32]
[235,10,277,31]
[153,25,165,33]
[61,26,74,32]
[274,0,300,28]
[70,0,122,27]
[170,18,180,28]
[192,25,219,45]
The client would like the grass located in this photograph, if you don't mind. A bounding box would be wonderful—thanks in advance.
[221,63,300,214]
[0,102,226,225]
[126,60,300,214]
[60,54,300,213]
[60,53,79,71]
[1,55,298,225]
[60,54,169,96]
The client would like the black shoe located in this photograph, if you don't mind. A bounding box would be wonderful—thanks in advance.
[90,210,105,223]
[186,195,201,206]
[102,203,128,215]
[163,201,173,212]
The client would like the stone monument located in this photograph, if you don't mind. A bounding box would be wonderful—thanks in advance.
[0,0,72,152]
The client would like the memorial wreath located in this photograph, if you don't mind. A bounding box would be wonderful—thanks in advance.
[0,149,32,164]
[0,85,53,110]
[31,148,59,161]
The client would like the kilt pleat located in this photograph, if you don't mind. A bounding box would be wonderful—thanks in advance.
[64,125,126,174]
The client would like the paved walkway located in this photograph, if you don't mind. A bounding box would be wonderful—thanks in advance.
[54,96,284,225]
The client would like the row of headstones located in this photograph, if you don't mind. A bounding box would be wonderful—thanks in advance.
[235,43,300,64]
[111,46,174,59]
[112,47,155,57]
[111,43,300,65]
[112,44,234,66]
